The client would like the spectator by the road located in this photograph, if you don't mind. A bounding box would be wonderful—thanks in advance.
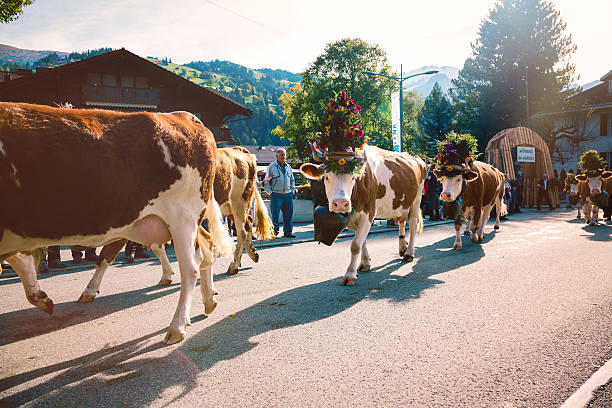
[124,241,149,263]
[70,246,98,264]
[502,174,511,219]
[425,171,441,221]
[46,245,66,269]
[515,168,524,212]
[264,148,296,238]
[537,173,554,211]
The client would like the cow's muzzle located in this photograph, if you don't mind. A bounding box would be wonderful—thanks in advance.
[439,192,455,202]
[330,198,350,213]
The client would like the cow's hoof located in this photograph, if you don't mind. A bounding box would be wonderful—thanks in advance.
[204,298,218,315]
[157,279,172,286]
[252,253,259,263]
[453,244,462,250]
[186,317,192,326]
[463,231,471,236]
[494,225,500,230]
[477,236,483,243]
[28,290,54,314]
[226,266,239,275]
[341,277,357,286]
[399,248,406,257]
[358,263,371,272]
[402,254,414,262]
[163,331,185,345]
[77,292,97,303]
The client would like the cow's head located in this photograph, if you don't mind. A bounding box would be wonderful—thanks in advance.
[433,164,479,202]
[301,154,366,213]
[576,170,612,195]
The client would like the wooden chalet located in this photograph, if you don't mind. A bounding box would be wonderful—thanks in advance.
[0,48,252,144]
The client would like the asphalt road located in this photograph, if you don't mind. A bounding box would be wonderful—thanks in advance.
[0,209,610,407]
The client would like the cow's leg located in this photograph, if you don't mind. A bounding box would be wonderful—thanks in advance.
[164,220,204,344]
[583,201,592,224]
[453,218,463,250]
[591,205,599,226]
[151,243,174,286]
[463,218,472,235]
[244,216,259,263]
[358,240,371,272]
[198,228,218,315]
[8,252,54,314]
[478,204,493,241]
[576,204,582,218]
[78,239,126,303]
[471,206,482,243]
[342,216,371,286]
[227,212,247,275]
[398,220,408,257]
[494,195,503,230]
[404,202,422,262]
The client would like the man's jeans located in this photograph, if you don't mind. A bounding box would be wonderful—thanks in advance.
[270,192,293,236]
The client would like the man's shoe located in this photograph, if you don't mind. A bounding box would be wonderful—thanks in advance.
[72,257,83,264]
[284,234,296,238]
[48,260,67,269]
[124,254,135,264]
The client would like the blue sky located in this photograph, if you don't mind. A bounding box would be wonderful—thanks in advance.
[1,0,609,82]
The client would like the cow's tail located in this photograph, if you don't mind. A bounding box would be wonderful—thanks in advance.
[497,179,508,217]
[416,208,423,234]
[205,194,234,258]
[253,187,275,240]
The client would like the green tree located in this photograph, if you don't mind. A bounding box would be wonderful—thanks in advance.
[1,0,34,23]
[274,38,397,161]
[417,82,452,155]
[450,0,577,149]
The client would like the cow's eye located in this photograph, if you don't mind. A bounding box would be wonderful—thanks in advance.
[321,175,327,182]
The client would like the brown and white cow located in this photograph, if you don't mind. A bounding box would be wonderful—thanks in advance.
[576,170,612,226]
[0,102,233,344]
[77,146,275,301]
[565,179,583,218]
[301,145,426,286]
[434,161,506,249]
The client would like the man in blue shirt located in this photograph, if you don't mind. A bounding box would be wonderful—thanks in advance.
[264,148,296,238]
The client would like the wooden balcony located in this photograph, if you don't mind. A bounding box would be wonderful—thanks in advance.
[81,85,160,108]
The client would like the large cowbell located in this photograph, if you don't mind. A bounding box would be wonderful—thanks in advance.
[442,194,463,220]
[590,190,609,209]
[313,205,351,246]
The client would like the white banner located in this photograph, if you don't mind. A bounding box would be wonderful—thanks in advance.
[391,91,401,152]
[517,146,535,162]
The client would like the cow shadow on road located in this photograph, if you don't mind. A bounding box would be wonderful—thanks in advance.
[0,233,488,407]
[580,223,612,242]
[0,282,181,347]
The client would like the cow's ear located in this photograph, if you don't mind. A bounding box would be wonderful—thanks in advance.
[300,163,324,180]
[463,170,479,182]
[575,174,587,182]
[601,171,612,180]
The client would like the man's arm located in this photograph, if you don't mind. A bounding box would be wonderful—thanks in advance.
[264,165,275,194]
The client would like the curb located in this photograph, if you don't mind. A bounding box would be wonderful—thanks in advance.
[0,220,454,279]
[561,357,612,408]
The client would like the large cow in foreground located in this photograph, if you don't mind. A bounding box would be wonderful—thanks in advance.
[301,145,427,286]
[77,146,275,302]
[0,103,233,344]
[434,161,506,249]
[576,170,612,226]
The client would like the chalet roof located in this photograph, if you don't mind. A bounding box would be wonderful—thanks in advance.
[240,145,287,164]
[0,48,252,122]
[601,68,612,82]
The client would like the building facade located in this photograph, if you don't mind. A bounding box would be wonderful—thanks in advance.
[0,48,251,144]
[533,68,612,173]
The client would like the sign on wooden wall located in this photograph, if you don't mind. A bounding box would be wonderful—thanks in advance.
[517,146,536,162]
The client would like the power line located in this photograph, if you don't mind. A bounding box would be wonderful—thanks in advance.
[204,0,283,35]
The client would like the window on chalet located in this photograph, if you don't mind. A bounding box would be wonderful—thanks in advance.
[600,113,609,136]
[120,75,134,88]
[102,74,117,87]
[135,76,148,89]
[87,73,101,86]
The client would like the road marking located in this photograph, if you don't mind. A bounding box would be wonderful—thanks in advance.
[561,356,612,408]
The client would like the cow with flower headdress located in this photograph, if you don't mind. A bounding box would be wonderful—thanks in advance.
[300,90,426,286]
[432,132,507,250]
[575,150,612,226]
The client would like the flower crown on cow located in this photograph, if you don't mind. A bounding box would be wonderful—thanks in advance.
[563,173,578,193]
[578,150,606,177]
[311,90,366,175]
[433,132,479,177]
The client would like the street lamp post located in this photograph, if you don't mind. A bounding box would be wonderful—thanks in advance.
[362,66,438,152]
